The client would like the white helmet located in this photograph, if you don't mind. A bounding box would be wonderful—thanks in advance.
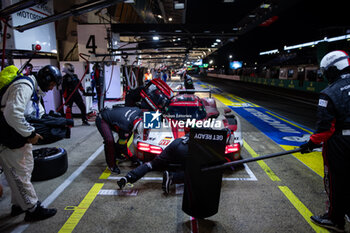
[320,50,350,83]
[62,63,74,75]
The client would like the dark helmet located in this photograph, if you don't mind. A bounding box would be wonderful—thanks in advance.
[141,86,170,111]
[184,74,194,89]
[63,63,74,74]
[37,65,62,91]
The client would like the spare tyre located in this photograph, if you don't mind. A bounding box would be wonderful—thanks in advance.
[32,147,68,181]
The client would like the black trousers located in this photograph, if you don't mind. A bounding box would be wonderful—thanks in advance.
[65,92,87,121]
[323,134,350,225]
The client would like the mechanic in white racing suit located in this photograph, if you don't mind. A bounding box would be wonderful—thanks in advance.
[0,65,61,222]
[300,50,350,232]
[95,106,144,174]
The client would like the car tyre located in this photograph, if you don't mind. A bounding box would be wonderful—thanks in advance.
[31,147,68,181]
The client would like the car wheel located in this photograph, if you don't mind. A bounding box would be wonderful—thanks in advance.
[31,147,68,181]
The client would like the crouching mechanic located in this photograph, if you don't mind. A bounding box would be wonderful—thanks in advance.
[117,135,189,194]
[300,50,350,232]
[95,106,143,174]
[0,65,61,221]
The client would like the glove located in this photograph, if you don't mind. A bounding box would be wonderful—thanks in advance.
[300,140,321,154]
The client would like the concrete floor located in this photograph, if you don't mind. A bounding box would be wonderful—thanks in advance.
[0,77,348,233]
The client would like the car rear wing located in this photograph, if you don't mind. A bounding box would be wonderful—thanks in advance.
[173,88,212,97]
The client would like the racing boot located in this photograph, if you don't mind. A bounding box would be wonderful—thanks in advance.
[110,166,121,175]
[82,119,90,126]
[310,213,345,232]
[117,163,152,189]
[24,201,57,222]
[162,171,172,194]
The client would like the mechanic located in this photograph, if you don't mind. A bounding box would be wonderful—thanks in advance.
[300,50,350,232]
[61,63,90,126]
[0,65,61,221]
[117,135,189,194]
[144,69,152,83]
[117,127,232,194]
[95,106,143,174]
[23,63,33,76]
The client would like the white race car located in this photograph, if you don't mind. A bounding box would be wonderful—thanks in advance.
[131,90,243,163]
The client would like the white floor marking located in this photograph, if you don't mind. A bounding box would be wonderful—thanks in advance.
[11,145,104,233]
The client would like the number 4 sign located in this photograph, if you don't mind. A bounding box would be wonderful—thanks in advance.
[77,25,109,61]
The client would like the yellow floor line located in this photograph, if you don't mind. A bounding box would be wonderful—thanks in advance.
[278,186,330,233]
[99,167,111,179]
[58,183,104,233]
[280,145,324,178]
[243,140,281,181]
[227,93,260,107]
[212,93,237,106]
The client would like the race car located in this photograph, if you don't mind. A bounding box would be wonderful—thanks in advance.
[130,90,243,163]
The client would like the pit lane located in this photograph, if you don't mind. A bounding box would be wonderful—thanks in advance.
[0,76,346,233]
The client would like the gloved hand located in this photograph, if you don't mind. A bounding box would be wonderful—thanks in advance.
[300,140,322,154]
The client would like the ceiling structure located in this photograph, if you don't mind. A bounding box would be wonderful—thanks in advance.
[1,0,349,69]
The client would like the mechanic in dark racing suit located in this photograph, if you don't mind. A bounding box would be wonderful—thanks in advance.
[300,50,350,232]
[117,135,189,194]
[95,106,143,174]
[62,63,89,126]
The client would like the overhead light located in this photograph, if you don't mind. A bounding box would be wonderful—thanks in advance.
[124,0,135,3]
[175,30,182,32]
[174,2,185,10]
[223,0,234,2]
[259,49,279,55]
[169,17,173,21]
[283,34,350,50]
[248,14,256,18]
[153,36,160,40]
[232,27,239,31]
[216,39,221,42]
[229,55,232,58]
[157,15,162,19]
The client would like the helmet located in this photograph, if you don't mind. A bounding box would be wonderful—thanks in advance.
[184,75,194,89]
[63,63,74,75]
[37,65,62,91]
[320,50,350,84]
